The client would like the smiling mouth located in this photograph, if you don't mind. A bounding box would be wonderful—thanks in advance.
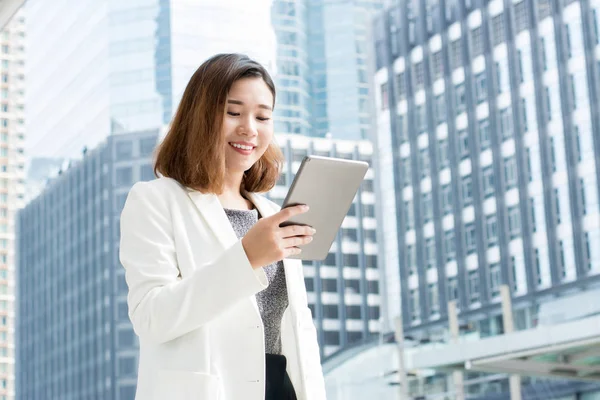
[229,143,255,151]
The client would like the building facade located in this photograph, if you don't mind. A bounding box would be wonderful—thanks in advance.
[373,0,600,397]
[17,130,159,400]
[24,0,277,160]
[271,0,384,140]
[0,9,25,400]
[270,133,380,357]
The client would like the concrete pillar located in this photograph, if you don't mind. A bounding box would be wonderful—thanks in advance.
[394,316,410,400]
[500,285,522,400]
[448,301,465,400]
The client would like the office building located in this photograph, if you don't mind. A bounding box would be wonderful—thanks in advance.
[372,0,600,397]
[16,129,379,399]
[0,8,25,400]
[17,129,159,400]
[271,0,384,139]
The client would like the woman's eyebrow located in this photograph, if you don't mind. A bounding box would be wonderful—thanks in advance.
[227,99,272,110]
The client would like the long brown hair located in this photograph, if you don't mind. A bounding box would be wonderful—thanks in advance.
[154,53,284,194]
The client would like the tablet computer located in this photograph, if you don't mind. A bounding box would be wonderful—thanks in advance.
[280,155,369,260]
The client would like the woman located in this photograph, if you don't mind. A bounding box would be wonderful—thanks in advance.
[119,53,326,400]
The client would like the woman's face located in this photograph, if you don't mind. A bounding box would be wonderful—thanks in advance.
[222,77,274,175]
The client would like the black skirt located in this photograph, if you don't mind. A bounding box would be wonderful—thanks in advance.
[265,354,298,400]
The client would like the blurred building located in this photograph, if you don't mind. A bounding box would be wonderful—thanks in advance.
[372,0,600,398]
[16,130,379,398]
[17,129,159,400]
[0,8,25,400]
[270,133,380,357]
[271,0,384,139]
[24,0,277,160]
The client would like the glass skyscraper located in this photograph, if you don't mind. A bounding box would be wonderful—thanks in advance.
[271,0,384,140]
[373,0,600,397]
[25,0,276,159]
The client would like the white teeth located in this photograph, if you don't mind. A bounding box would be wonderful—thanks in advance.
[231,143,253,150]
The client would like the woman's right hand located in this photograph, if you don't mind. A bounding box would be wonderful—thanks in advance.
[241,205,316,269]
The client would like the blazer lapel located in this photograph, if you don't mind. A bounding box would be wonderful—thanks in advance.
[186,189,239,250]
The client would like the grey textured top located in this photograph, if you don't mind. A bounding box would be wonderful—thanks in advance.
[224,208,289,355]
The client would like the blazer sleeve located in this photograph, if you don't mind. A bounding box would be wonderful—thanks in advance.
[119,182,268,345]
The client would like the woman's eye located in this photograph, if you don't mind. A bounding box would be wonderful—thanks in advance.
[227,111,240,116]
[257,117,270,121]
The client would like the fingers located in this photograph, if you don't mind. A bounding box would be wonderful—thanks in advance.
[280,224,316,238]
[285,246,303,257]
[271,204,309,224]
[282,235,313,249]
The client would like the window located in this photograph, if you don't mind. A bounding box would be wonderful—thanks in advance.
[537,0,552,20]
[116,167,133,187]
[479,119,490,150]
[585,232,592,270]
[545,87,552,120]
[343,229,358,243]
[580,179,587,215]
[344,253,358,268]
[397,114,407,143]
[139,137,156,157]
[559,240,566,277]
[521,98,528,132]
[420,148,430,178]
[442,184,453,214]
[465,223,477,254]
[404,200,414,230]
[416,104,427,132]
[407,245,417,275]
[530,198,537,233]
[555,188,561,224]
[459,129,469,159]
[438,139,449,169]
[500,108,512,139]
[448,277,459,301]
[435,94,446,124]
[514,1,529,33]
[462,175,473,205]
[324,331,340,345]
[432,51,444,80]
[414,62,425,89]
[486,215,498,247]
[517,50,525,83]
[570,74,577,110]
[455,84,466,114]
[489,263,501,297]
[402,157,411,187]
[380,82,389,110]
[566,24,572,58]
[540,37,548,71]
[451,39,462,69]
[526,148,533,182]
[410,289,420,320]
[140,164,154,181]
[482,166,495,197]
[423,192,433,223]
[396,72,406,100]
[471,27,483,57]
[469,270,480,302]
[445,230,456,262]
[508,206,521,239]
[535,248,542,284]
[475,72,487,103]
[418,236,434,271]
[492,14,505,46]
[429,284,440,314]
[118,357,136,376]
[575,126,582,162]
[504,157,517,189]
[116,141,133,160]
[550,137,557,172]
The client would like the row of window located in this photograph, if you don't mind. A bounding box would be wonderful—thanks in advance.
[320,252,378,268]
[305,277,379,295]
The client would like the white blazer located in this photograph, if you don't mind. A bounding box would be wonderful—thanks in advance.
[119,177,326,400]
